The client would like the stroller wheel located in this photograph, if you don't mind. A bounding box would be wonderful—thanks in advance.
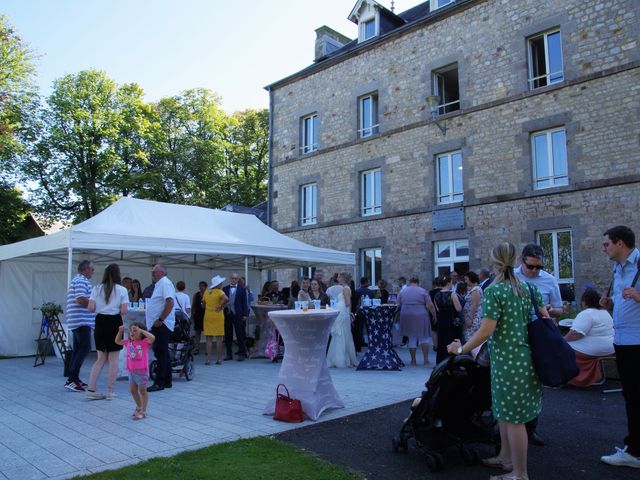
[425,453,443,473]
[461,447,479,466]
[184,354,194,381]
[149,360,158,381]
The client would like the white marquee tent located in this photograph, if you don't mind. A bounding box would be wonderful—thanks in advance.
[0,197,355,356]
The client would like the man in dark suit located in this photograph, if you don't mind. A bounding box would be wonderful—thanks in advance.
[352,277,371,352]
[479,268,494,291]
[223,273,250,361]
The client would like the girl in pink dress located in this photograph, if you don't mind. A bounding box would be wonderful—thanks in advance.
[115,322,155,420]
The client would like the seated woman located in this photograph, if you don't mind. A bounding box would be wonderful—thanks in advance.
[564,288,614,387]
[307,279,329,306]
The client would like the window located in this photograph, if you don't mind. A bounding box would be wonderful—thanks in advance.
[358,93,379,138]
[360,168,382,216]
[361,248,382,284]
[536,229,574,288]
[300,183,317,226]
[431,0,455,10]
[361,18,376,41]
[432,64,460,115]
[528,29,563,89]
[434,239,469,277]
[301,114,318,154]
[437,150,463,204]
[298,266,315,279]
[531,127,568,189]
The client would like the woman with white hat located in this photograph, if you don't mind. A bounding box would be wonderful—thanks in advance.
[202,275,228,365]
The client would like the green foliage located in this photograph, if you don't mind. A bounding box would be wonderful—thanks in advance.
[0,15,39,172]
[39,301,63,319]
[0,181,34,244]
[80,436,360,480]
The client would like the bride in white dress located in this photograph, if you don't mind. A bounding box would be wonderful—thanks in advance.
[325,273,357,368]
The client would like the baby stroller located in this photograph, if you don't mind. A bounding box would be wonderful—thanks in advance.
[392,352,496,472]
[150,311,194,381]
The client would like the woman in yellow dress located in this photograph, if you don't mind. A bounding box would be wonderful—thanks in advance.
[202,275,228,365]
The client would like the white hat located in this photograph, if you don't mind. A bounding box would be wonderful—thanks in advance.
[210,275,226,288]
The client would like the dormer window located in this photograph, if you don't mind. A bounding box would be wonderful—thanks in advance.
[361,18,377,41]
[431,0,455,11]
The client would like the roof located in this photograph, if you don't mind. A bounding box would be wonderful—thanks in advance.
[265,0,475,91]
[0,197,355,269]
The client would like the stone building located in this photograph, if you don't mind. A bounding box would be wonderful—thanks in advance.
[265,0,640,295]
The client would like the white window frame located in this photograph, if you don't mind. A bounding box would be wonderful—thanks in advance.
[358,93,379,138]
[431,0,455,11]
[433,239,469,277]
[300,183,317,226]
[360,17,378,42]
[360,168,382,217]
[536,229,574,285]
[361,247,382,285]
[436,150,463,204]
[300,113,318,154]
[433,65,460,115]
[527,29,564,90]
[531,127,568,190]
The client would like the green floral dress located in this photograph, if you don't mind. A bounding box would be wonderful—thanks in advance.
[483,281,543,423]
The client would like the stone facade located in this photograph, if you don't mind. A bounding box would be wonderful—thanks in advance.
[267,0,640,295]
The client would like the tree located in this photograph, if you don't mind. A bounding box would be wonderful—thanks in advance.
[0,15,38,171]
[0,181,33,244]
[20,70,148,221]
[222,108,269,207]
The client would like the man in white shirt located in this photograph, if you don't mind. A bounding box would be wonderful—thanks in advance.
[145,264,175,392]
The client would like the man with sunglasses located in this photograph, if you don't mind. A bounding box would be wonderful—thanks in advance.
[514,243,563,447]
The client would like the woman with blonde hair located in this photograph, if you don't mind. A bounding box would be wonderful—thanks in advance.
[447,243,547,480]
[325,272,357,367]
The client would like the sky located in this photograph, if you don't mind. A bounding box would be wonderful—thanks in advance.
[2,0,415,113]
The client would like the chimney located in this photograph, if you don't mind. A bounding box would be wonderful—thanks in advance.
[314,26,352,62]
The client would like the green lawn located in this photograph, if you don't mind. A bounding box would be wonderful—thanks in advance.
[77,436,361,480]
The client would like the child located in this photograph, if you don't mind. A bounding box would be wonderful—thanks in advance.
[115,322,155,420]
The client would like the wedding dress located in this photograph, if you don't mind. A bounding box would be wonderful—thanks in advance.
[325,285,357,368]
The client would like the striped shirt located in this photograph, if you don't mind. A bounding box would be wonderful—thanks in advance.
[66,274,95,329]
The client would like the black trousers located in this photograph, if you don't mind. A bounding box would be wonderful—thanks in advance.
[615,343,640,456]
[352,311,366,352]
[224,311,247,357]
[151,323,172,387]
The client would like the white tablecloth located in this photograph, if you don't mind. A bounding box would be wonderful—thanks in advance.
[263,309,344,421]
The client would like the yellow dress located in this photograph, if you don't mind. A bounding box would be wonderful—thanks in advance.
[203,288,225,336]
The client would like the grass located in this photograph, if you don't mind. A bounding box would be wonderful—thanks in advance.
[77,436,361,480]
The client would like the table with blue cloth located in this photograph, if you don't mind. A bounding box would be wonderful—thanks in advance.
[356,305,405,370]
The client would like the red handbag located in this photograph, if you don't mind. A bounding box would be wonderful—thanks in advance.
[273,384,304,422]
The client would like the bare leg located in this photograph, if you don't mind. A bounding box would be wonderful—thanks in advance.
[409,347,417,365]
[88,350,107,391]
[496,420,513,464]
[129,383,141,410]
[106,351,119,394]
[216,336,223,363]
[139,386,148,414]
[420,342,431,365]
[205,336,213,364]
[505,422,529,478]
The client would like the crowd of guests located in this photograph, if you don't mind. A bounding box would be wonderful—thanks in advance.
[61,225,639,473]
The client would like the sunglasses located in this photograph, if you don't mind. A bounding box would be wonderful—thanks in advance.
[524,263,544,271]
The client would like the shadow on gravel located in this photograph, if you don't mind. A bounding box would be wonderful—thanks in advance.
[278,380,636,480]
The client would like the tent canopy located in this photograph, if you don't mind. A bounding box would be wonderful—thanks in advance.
[0,198,354,356]
[0,197,355,269]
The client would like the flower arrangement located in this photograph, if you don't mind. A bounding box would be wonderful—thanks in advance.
[40,302,63,319]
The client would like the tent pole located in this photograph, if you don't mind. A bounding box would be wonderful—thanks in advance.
[244,256,249,337]
[67,247,73,287]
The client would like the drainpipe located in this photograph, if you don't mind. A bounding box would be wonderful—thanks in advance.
[266,87,275,282]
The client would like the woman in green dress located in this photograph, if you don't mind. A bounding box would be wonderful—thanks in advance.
[447,242,546,480]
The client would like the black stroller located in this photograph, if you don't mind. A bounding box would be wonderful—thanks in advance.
[150,312,194,381]
[392,353,496,472]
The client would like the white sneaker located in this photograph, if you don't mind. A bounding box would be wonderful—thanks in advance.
[86,390,106,400]
[601,446,640,468]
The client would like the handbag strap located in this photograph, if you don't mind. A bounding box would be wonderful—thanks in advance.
[276,383,290,398]
[606,258,640,297]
